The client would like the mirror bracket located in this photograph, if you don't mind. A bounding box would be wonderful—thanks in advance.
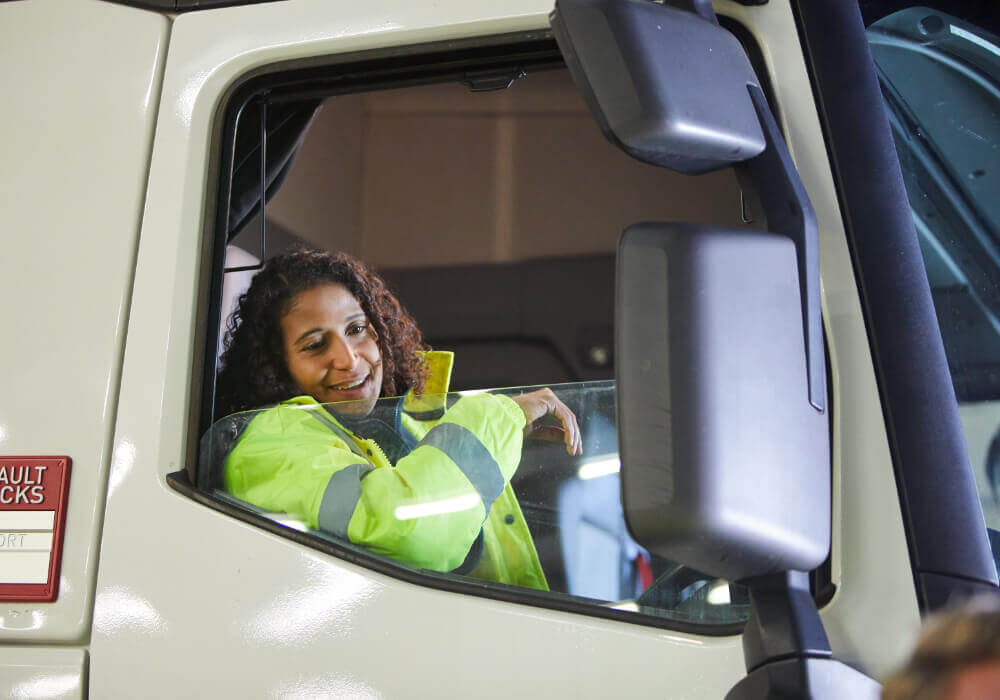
[737,85,827,412]
[726,571,880,697]
[727,573,880,698]
[740,571,832,673]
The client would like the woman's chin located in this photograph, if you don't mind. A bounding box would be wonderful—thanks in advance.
[311,372,383,415]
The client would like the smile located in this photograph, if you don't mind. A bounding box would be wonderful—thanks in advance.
[329,375,369,391]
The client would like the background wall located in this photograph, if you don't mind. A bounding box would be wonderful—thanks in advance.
[265,68,747,267]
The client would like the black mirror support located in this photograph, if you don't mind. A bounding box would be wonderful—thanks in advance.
[724,571,877,699]
[740,572,831,672]
[737,85,825,413]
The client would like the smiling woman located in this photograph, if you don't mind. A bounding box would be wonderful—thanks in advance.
[212,248,580,588]
[281,284,385,415]
[216,249,427,418]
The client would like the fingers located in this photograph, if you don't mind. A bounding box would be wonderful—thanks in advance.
[544,392,582,456]
[512,388,583,455]
[529,425,568,443]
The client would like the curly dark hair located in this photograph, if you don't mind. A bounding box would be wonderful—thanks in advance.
[216,248,428,416]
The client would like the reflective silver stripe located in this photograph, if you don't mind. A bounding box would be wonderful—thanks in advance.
[317,463,374,537]
[418,422,504,508]
[305,407,369,461]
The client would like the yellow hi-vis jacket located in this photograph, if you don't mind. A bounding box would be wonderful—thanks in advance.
[223,351,548,590]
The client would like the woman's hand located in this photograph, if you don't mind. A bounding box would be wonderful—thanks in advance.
[511,388,583,456]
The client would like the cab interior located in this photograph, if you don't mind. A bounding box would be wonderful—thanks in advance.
[206,58,764,622]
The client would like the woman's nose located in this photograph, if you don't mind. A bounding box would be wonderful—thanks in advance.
[329,336,358,370]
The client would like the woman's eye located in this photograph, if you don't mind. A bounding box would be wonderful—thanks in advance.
[302,338,325,352]
[347,323,368,336]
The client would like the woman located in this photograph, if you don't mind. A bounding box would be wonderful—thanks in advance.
[214,248,581,591]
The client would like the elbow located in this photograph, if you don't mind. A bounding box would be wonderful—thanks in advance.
[385,510,485,572]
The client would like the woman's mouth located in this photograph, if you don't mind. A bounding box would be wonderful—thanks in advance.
[327,375,370,392]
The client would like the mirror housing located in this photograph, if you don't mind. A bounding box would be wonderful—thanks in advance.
[550,0,766,174]
[616,225,830,581]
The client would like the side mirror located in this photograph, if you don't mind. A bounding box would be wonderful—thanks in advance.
[550,0,766,174]
[616,224,830,580]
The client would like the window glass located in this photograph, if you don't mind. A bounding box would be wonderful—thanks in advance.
[201,381,749,626]
[868,7,1000,573]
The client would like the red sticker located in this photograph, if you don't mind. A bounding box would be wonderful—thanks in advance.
[0,456,72,602]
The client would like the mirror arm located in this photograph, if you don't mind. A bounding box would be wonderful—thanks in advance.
[739,571,831,672]
[727,572,881,698]
[737,85,827,412]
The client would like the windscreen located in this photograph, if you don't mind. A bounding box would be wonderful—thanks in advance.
[869,7,1000,573]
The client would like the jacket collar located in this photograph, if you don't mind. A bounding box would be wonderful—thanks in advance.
[282,349,454,412]
[403,350,453,415]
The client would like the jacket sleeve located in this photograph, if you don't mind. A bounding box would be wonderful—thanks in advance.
[348,392,525,571]
[223,406,369,528]
[224,393,526,572]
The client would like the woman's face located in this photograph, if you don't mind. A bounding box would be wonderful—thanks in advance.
[280,283,383,415]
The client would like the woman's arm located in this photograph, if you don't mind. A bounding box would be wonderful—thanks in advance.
[224,392,529,572]
[349,392,526,570]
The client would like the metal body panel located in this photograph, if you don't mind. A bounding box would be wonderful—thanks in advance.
[0,647,86,700]
[0,0,169,643]
[94,496,745,697]
[719,0,922,677]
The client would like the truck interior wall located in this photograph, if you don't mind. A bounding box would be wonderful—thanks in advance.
[242,68,752,391]
[265,69,747,268]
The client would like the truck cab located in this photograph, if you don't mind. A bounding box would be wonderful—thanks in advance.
[1,0,998,697]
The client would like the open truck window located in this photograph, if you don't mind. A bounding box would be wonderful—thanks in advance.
[201,383,749,626]
[174,31,830,634]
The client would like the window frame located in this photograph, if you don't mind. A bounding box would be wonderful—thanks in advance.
[169,24,831,635]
